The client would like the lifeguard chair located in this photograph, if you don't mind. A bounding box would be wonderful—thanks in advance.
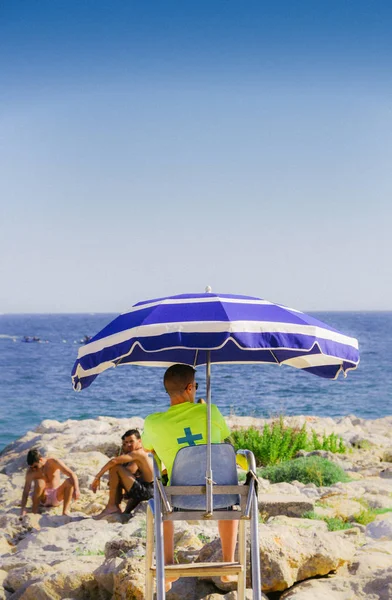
[145,443,262,599]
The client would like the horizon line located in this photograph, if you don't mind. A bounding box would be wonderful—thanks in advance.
[1,309,391,316]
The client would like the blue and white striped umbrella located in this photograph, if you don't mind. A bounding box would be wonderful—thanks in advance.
[72,292,359,391]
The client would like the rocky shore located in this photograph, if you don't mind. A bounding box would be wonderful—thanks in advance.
[1,414,392,599]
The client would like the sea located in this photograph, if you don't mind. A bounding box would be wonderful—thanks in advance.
[0,312,391,452]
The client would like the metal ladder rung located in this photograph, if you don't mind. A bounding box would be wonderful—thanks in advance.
[151,561,243,578]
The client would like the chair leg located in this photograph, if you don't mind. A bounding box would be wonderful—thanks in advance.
[145,504,154,600]
[154,484,166,599]
[237,519,246,600]
[250,489,262,600]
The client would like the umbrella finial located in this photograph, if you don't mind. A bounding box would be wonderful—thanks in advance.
[205,285,212,293]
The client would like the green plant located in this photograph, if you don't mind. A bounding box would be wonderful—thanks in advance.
[231,421,346,467]
[258,511,268,524]
[353,509,375,525]
[374,508,392,515]
[197,533,211,544]
[257,456,351,487]
[303,511,353,532]
[352,439,372,450]
[75,547,105,556]
[314,500,329,509]
[353,507,392,525]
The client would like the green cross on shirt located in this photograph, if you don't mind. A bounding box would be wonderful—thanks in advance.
[177,427,203,446]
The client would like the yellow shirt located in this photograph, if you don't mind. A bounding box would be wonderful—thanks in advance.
[142,402,231,482]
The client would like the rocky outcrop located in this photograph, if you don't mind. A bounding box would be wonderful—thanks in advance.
[0,414,392,599]
[197,516,362,594]
[258,494,314,518]
[280,540,392,599]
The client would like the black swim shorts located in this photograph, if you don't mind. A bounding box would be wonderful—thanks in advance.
[124,480,154,503]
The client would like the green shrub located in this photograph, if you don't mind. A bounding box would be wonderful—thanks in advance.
[353,509,375,526]
[231,420,346,467]
[305,506,392,529]
[353,507,392,525]
[303,511,354,531]
[257,456,351,487]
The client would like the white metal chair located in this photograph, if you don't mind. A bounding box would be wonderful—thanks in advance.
[145,443,261,599]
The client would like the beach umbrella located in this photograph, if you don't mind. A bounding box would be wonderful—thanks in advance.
[72,290,359,392]
[71,290,359,598]
[71,289,359,507]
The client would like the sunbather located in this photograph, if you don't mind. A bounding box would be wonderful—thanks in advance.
[91,428,153,519]
[20,448,80,517]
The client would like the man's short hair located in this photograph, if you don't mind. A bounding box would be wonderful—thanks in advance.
[164,364,196,394]
[121,429,141,441]
[27,448,41,466]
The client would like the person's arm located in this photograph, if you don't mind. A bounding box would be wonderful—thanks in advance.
[54,459,80,500]
[91,454,135,493]
[20,471,33,517]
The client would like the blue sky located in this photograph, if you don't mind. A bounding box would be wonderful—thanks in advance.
[1,1,391,312]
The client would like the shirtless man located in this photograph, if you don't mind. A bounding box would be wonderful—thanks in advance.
[91,428,153,519]
[20,448,80,517]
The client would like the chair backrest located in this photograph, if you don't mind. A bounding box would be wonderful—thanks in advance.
[170,443,240,510]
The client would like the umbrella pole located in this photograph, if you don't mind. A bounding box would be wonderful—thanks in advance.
[206,350,213,516]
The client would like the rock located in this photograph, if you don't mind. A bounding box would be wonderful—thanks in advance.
[2,414,392,599]
[220,592,269,600]
[380,467,392,479]
[300,488,320,499]
[166,585,266,599]
[104,538,145,560]
[280,539,392,599]
[268,482,301,495]
[361,478,392,496]
[362,493,392,510]
[199,515,362,593]
[16,517,123,556]
[0,534,13,556]
[366,513,392,541]
[0,570,8,600]
[165,577,223,599]
[350,433,390,450]
[320,497,364,520]
[93,557,124,594]
[312,506,335,519]
[13,556,107,599]
[382,449,392,462]
[258,494,314,518]
[113,558,146,599]
[257,478,271,492]
[174,530,204,552]
[3,563,55,593]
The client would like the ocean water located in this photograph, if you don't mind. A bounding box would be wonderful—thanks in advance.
[0,312,391,452]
